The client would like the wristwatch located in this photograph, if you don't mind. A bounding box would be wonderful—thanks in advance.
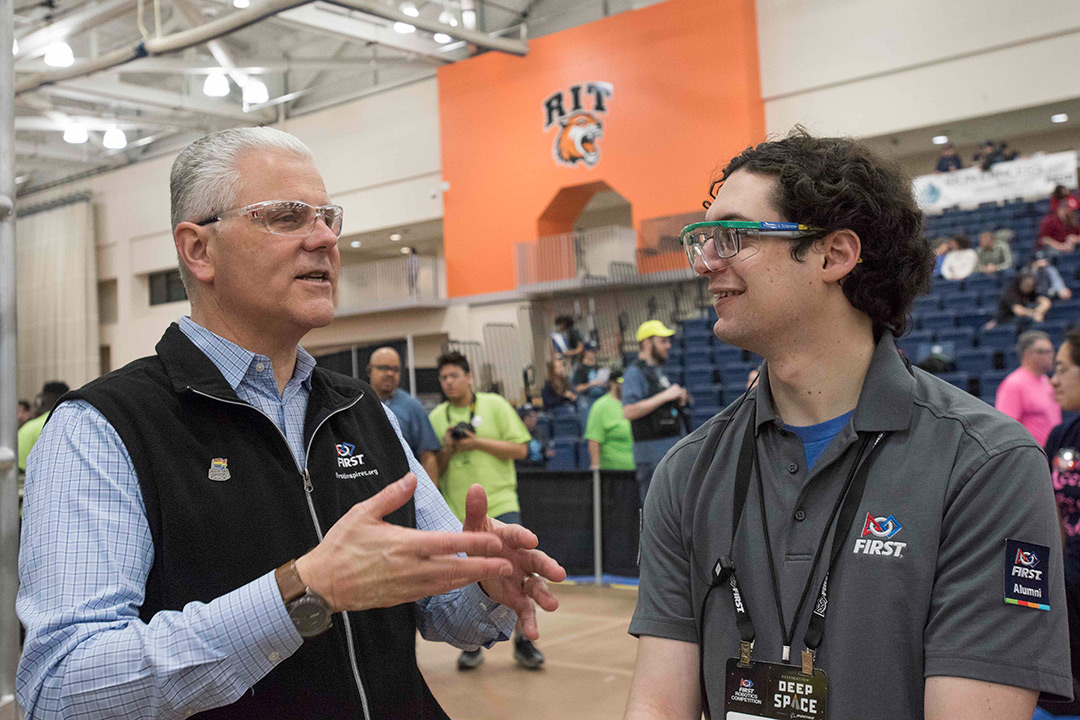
[275,559,332,638]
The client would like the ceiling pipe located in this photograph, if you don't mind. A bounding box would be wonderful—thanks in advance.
[15,0,135,60]
[15,0,314,94]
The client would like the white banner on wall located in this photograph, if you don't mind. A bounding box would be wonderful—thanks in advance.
[912,151,1079,212]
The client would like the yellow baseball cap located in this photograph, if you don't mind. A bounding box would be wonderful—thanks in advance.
[636,320,676,342]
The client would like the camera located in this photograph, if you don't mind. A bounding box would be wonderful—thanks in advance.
[450,422,474,440]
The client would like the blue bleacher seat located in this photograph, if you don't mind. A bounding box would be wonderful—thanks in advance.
[690,405,722,430]
[902,329,935,343]
[575,441,591,470]
[683,334,712,351]
[935,371,972,394]
[979,370,1009,398]
[666,348,684,367]
[914,297,940,315]
[687,382,723,404]
[945,291,980,308]
[920,310,958,331]
[1050,300,1080,322]
[552,416,582,437]
[955,348,995,374]
[723,387,748,406]
[1057,254,1080,281]
[713,345,744,365]
[957,308,994,330]
[963,275,999,295]
[1041,319,1072,345]
[663,367,684,385]
[551,404,576,417]
[684,347,711,366]
[719,362,757,386]
[684,366,715,386]
[681,318,712,335]
[935,327,976,349]
[548,439,577,471]
[1000,349,1018,370]
[979,325,1017,349]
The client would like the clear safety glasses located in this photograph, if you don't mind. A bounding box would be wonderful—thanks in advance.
[196,200,344,238]
[679,220,822,272]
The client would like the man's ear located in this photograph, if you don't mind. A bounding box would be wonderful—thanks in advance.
[819,229,862,284]
[174,222,215,285]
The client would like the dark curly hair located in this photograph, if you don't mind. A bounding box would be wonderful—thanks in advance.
[436,351,470,374]
[716,128,933,337]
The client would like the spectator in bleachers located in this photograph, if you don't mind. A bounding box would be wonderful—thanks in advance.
[940,234,979,280]
[935,142,963,173]
[516,404,553,468]
[551,315,584,363]
[1050,185,1079,213]
[994,270,1052,327]
[541,358,577,412]
[16,399,31,428]
[996,330,1061,446]
[932,237,951,277]
[1038,196,1080,254]
[1046,326,1080,716]
[622,320,688,504]
[1031,254,1074,301]
[974,139,1014,171]
[976,227,1013,273]
[585,369,635,471]
[572,342,608,418]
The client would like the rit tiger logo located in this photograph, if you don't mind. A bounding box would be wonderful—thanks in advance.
[543,82,613,168]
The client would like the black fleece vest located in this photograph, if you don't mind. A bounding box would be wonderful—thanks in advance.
[65,324,449,720]
[628,359,683,441]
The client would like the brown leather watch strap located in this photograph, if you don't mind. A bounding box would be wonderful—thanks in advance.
[275,559,307,604]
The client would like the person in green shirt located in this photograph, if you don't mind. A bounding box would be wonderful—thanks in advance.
[585,369,636,471]
[428,351,544,672]
[18,381,69,473]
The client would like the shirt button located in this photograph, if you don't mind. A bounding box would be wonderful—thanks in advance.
[794,509,806,521]
[787,462,799,473]
[255,362,266,372]
[268,651,281,663]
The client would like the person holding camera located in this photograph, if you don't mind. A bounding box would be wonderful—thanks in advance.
[429,351,544,671]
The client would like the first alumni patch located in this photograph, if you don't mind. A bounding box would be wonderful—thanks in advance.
[1005,539,1051,611]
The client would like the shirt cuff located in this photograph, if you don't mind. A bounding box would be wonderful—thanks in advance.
[202,570,303,689]
[463,583,517,648]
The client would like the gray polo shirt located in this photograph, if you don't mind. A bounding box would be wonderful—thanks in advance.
[629,333,1072,716]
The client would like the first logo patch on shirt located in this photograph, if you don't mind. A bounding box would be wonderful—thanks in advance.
[1004,538,1050,611]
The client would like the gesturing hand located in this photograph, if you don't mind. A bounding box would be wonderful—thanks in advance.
[464,484,568,640]
[295,473,514,613]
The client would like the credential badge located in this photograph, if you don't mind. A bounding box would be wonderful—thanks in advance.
[208,457,231,482]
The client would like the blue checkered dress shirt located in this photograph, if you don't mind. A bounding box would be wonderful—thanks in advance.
[16,317,515,719]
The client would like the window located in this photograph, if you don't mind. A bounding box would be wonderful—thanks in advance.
[149,270,188,306]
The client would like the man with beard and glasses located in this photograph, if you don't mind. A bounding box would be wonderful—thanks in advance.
[368,346,440,483]
[621,320,689,504]
[624,130,1071,720]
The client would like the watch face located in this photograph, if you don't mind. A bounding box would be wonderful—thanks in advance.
[288,593,332,637]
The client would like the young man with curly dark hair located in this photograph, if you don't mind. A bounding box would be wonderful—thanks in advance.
[624,130,1072,719]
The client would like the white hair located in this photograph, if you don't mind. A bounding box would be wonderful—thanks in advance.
[170,126,315,292]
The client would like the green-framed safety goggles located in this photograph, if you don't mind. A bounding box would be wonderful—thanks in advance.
[679,220,822,272]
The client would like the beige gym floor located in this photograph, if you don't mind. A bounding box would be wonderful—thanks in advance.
[417,583,639,720]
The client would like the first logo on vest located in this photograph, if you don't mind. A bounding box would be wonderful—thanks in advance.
[336,442,365,468]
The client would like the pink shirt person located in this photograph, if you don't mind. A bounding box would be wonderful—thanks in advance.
[995,332,1061,445]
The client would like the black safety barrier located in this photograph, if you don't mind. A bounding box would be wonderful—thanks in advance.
[517,469,641,578]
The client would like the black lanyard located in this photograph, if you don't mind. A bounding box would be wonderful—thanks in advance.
[445,393,477,425]
[702,403,886,671]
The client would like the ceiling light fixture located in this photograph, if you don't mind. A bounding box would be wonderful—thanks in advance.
[400,246,411,255]
[203,71,230,97]
[438,9,458,26]
[243,79,269,105]
[1052,113,1069,124]
[433,32,452,43]
[233,0,251,7]
[390,233,402,242]
[103,126,127,150]
[43,41,74,67]
[12,38,18,55]
[400,1,419,17]
[63,124,88,144]
[932,135,949,145]
[350,240,362,248]
[393,21,416,33]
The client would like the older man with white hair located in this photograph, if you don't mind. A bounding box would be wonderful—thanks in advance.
[16,127,565,720]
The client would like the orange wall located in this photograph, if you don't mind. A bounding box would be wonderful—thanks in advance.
[438,0,764,297]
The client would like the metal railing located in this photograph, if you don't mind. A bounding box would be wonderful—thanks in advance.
[335,255,445,316]
[514,225,638,292]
